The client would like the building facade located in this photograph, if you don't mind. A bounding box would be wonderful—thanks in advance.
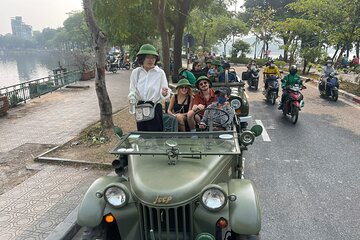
[11,16,32,40]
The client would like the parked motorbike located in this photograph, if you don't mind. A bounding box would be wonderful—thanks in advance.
[264,75,279,105]
[119,57,131,70]
[132,59,141,69]
[105,57,120,73]
[318,72,339,101]
[281,84,306,124]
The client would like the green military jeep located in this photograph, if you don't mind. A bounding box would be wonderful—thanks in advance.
[77,80,262,240]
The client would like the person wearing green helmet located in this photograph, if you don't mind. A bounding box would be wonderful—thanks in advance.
[178,67,197,85]
[207,59,224,82]
[128,43,170,131]
[167,79,193,132]
[186,76,216,132]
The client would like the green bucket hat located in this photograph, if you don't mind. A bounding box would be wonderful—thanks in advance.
[137,44,159,57]
[176,79,192,89]
[178,67,186,74]
[195,76,212,89]
[211,59,221,66]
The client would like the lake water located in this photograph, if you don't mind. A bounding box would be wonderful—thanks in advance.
[0,51,74,88]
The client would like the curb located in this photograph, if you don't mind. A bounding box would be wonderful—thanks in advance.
[45,205,81,240]
[299,76,360,106]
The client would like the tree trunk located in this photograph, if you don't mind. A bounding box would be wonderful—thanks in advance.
[335,47,346,67]
[83,0,113,129]
[152,0,170,80]
[303,58,307,75]
[282,35,289,62]
[356,41,359,58]
[332,45,339,62]
[173,0,192,75]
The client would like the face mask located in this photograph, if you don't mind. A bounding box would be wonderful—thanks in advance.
[327,63,331,67]
[270,64,275,67]
[217,96,226,104]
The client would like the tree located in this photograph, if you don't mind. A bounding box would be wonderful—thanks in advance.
[211,16,248,57]
[231,39,251,58]
[247,8,276,59]
[83,0,113,129]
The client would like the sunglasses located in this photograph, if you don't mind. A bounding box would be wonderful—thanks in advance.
[199,81,208,86]
[180,86,188,89]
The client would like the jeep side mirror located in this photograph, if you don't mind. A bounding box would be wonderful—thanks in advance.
[250,125,263,137]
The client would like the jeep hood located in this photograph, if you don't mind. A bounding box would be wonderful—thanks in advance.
[129,155,232,206]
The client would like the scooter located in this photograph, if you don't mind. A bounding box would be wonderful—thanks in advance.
[247,66,260,90]
[132,59,141,69]
[318,72,339,101]
[281,84,306,124]
[106,57,120,73]
[119,58,131,70]
[264,76,279,105]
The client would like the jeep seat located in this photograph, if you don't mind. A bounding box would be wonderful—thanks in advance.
[162,113,178,132]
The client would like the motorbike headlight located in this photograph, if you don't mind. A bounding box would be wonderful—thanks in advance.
[200,185,227,211]
[230,99,241,109]
[104,185,128,208]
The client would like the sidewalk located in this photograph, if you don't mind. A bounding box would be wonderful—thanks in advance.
[0,71,131,240]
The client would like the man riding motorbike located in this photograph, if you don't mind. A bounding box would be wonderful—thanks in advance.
[323,59,335,77]
[263,59,281,92]
[278,65,302,110]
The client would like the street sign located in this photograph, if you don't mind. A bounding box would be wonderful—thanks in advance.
[183,34,194,47]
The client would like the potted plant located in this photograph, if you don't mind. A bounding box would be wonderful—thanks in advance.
[0,95,10,116]
[71,50,96,80]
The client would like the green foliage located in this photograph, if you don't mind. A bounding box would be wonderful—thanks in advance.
[228,56,250,64]
[275,60,287,68]
[231,39,251,57]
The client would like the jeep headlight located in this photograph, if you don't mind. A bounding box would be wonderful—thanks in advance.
[104,185,128,208]
[200,185,227,211]
[230,99,241,109]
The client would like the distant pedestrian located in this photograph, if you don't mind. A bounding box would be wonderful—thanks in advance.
[352,55,359,66]
[341,54,349,68]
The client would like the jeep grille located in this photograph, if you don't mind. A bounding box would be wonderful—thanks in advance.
[138,202,195,240]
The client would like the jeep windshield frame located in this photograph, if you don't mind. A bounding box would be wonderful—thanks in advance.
[110,131,241,156]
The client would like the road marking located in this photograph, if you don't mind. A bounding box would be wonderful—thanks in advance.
[255,119,271,142]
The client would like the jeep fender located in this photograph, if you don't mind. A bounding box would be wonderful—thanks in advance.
[228,179,261,235]
[77,176,124,227]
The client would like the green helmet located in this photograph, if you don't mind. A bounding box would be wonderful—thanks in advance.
[137,44,159,57]
[195,76,212,89]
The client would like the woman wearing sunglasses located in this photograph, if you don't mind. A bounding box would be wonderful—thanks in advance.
[167,79,193,132]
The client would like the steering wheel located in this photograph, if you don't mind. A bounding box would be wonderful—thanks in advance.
[194,107,231,130]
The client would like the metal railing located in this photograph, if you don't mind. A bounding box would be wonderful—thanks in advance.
[0,70,81,108]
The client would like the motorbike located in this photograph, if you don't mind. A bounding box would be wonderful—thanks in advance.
[105,57,120,73]
[318,72,339,101]
[264,75,279,105]
[119,57,131,70]
[248,65,260,90]
[281,84,306,124]
[131,59,141,69]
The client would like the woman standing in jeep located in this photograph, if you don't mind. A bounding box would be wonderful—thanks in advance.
[128,44,170,131]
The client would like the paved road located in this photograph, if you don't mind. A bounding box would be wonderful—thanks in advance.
[242,68,360,239]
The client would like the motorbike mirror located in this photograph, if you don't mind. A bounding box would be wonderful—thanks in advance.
[250,125,263,137]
